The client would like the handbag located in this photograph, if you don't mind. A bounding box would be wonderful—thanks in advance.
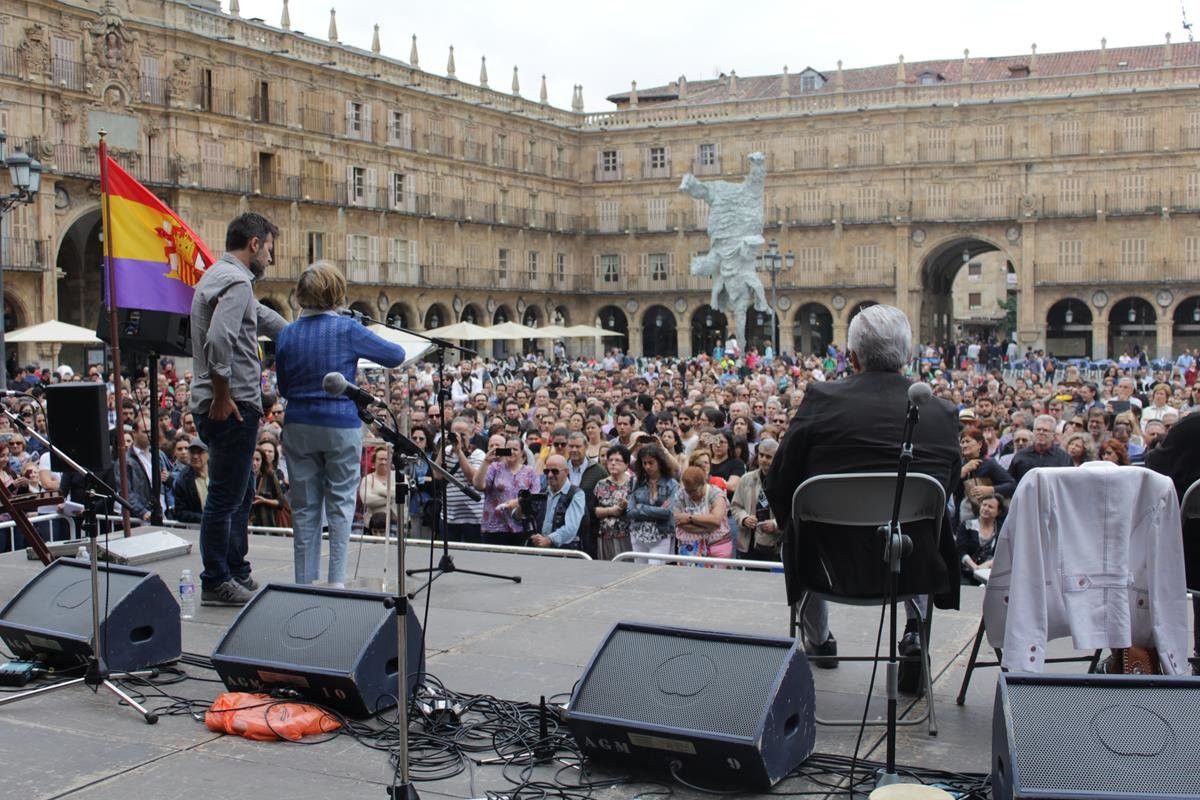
[275,501,293,529]
[1100,646,1162,675]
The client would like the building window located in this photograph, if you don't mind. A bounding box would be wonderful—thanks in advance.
[853,131,879,165]
[649,146,667,170]
[646,198,668,231]
[497,248,509,281]
[797,246,824,273]
[799,70,823,92]
[348,101,365,137]
[600,254,620,283]
[854,244,879,272]
[856,185,879,219]
[1186,173,1200,208]
[390,172,406,210]
[1058,177,1082,212]
[527,250,539,282]
[388,110,412,148]
[1119,173,1146,210]
[555,252,567,282]
[1058,239,1083,267]
[1119,238,1146,266]
[306,232,325,263]
[925,128,949,161]
[1185,236,1200,263]
[649,253,668,281]
[981,124,1006,158]
[926,184,948,217]
[968,262,982,280]
[983,180,1006,213]
[347,234,369,276]
[918,71,941,86]
[597,200,620,233]
[601,150,619,173]
[698,143,717,166]
[1056,119,1084,155]
[968,292,982,309]
[349,166,367,204]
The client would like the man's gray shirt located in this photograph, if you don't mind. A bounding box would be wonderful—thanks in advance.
[189,252,286,415]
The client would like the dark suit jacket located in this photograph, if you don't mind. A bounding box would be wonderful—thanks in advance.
[764,370,963,609]
[1145,412,1200,589]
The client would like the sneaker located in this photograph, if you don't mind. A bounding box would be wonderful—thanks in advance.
[201,579,254,607]
[804,634,839,670]
[234,574,259,592]
[898,631,924,695]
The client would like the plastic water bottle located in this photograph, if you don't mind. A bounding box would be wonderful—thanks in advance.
[76,545,89,562]
[178,569,196,619]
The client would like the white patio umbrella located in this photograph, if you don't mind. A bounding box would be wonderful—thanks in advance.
[358,324,434,369]
[487,321,541,340]
[422,321,496,340]
[562,324,623,339]
[534,324,569,339]
[6,319,103,344]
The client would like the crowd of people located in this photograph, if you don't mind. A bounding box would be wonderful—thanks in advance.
[2,214,1198,674]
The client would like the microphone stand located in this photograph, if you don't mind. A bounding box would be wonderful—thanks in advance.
[346,313,521,595]
[0,406,159,724]
[875,394,921,791]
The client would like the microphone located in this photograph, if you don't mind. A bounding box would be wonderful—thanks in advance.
[322,372,376,407]
[907,381,933,408]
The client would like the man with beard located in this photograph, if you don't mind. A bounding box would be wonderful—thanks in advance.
[190,213,287,606]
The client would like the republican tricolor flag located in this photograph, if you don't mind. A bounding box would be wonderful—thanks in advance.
[101,155,215,314]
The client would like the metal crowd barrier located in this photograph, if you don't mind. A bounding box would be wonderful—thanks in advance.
[0,513,78,552]
[611,551,779,570]
[98,516,593,560]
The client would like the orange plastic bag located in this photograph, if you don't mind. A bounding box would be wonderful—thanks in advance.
[204,692,342,741]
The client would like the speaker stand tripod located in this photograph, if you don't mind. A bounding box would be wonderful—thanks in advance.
[0,469,157,724]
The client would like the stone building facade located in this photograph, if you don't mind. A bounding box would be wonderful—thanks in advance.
[2,0,1199,365]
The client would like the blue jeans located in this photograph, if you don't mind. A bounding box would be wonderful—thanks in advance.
[196,406,260,591]
[281,422,361,584]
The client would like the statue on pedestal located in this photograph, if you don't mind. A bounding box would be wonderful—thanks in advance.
[680,151,771,354]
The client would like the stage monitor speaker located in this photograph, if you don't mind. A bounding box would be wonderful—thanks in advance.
[97,307,192,358]
[45,383,111,474]
[0,558,181,673]
[211,584,424,719]
[565,622,816,790]
[993,673,1200,799]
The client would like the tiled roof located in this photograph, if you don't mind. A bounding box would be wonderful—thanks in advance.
[605,41,1200,106]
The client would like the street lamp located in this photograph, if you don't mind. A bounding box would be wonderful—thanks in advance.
[0,133,44,391]
[1194,303,1200,323]
[1127,305,1137,324]
[758,238,794,356]
[1064,302,1074,325]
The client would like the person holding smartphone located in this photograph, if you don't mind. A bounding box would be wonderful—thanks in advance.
[474,433,538,546]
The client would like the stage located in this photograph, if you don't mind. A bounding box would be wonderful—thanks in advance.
[0,531,1097,800]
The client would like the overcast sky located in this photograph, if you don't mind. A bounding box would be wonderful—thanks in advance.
[234,0,1195,110]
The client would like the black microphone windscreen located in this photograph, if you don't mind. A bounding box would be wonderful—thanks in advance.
[323,371,349,396]
[907,381,933,406]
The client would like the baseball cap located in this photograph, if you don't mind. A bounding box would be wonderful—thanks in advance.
[188,437,208,452]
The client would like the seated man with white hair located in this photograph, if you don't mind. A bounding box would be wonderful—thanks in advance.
[764,304,962,686]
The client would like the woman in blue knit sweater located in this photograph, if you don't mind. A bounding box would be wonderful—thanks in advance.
[274,262,407,585]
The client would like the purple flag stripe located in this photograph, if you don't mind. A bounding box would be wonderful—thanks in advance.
[105,257,195,315]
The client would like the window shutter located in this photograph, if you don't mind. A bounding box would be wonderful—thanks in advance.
[639,253,648,277]
[345,100,354,135]
[366,168,378,207]
[369,236,379,267]
[667,252,676,272]
[363,103,373,142]
[616,150,624,173]
[620,254,627,280]
[409,241,419,274]
[593,254,601,278]
[346,166,357,206]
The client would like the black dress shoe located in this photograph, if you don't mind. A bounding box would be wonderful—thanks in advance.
[898,631,924,695]
[805,634,839,669]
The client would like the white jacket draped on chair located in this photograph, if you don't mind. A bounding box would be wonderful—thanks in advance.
[983,461,1189,675]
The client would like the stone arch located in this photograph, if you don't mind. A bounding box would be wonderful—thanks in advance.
[460,302,483,325]
[521,305,544,355]
[595,305,629,353]
[386,301,415,329]
[690,304,727,356]
[1108,296,1157,360]
[349,299,373,318]
[641,304,678,358]
[423,302,448,330]
[917,233,1016,346]
[847,299,878,325]
[1173,295,1200,354]
[793,302,833,357]
[1045,297,1092,358]
[55,207,104,329]
[260,297,288,321]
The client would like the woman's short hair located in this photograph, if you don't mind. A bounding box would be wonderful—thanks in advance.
[1100,439,1129,465]
[295,261,347,311]
[681,465,707,490]
[847,304,912,372]
[959,425,984,447]
[606,445,630,464]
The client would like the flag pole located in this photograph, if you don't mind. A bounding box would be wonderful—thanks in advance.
[99,131,132,537]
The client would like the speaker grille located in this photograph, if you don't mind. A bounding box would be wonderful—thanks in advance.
[213,589,388,672]
[1007,682,1200,795]
[2,561,144,638]
[571,628,785,738]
